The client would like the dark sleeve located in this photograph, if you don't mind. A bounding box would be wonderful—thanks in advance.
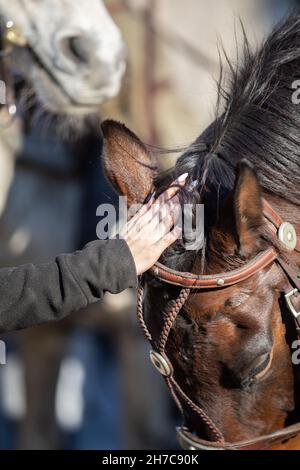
[0,239,137,333]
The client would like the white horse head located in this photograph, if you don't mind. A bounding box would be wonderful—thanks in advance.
[0,0,126,115]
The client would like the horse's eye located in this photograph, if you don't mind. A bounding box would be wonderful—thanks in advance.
[251,350,273,381]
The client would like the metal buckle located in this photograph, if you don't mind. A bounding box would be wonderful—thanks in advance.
[285,289,300,321]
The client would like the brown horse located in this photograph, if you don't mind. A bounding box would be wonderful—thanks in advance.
[101,13,300,450]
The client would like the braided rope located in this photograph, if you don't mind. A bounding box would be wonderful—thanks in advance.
[136,284,153,342]
[170,377,224,443]
[136,281,225,444]
[165,377,183,414]
[158,288,190,354]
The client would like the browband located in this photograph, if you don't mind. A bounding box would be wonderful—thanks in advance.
[150,248,277,289]
[149,199,300,289]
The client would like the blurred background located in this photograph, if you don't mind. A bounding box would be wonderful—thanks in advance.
[0,0,298,450]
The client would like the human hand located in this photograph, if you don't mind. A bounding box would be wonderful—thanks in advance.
[121,173,188,275]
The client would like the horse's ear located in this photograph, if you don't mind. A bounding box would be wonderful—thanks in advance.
[233,160,263,257]
[101,120,157,206]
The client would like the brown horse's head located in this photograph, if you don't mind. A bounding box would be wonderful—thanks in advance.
[101,119,299,444]
[101,13,300,447]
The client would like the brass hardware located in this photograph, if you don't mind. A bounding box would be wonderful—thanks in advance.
[4,20,27,48]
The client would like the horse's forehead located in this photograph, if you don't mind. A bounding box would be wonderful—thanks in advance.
[186,284,241,316]
[186,271,273,321]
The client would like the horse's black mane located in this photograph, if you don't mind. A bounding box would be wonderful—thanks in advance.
[156,12,300,206]
[154,12,300,270]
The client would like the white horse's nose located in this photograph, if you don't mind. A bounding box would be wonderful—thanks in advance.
[55,32,126,88]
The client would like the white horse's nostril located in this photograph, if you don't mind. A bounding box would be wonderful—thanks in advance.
[56,31,126,91]
[57,34,125,75]
[52,26,126,101]
[69,36,92,65]
[60,35,92,66]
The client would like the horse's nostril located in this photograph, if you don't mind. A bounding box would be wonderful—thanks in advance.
[70,36,91,64]
[62,36,90,65]
[56,33,126,90]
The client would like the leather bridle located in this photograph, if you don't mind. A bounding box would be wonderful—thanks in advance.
[137,198,300,450]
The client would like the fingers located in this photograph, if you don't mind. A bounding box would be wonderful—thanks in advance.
[156,173,188,205]
[141,195,178,232]
[150,226,182,260]
[133,194,180,244]
[132,225,182,275]
[130,175,185,232]
[124,172,188,231]
[121,172,189,274]
[147,198,181,242]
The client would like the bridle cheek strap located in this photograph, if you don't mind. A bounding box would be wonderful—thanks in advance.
[137,198,300,450]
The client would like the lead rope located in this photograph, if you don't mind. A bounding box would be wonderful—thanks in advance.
[137,283,185,413]
[136,280,225,443]
[158,288,190,353]
[136,284,153,342]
